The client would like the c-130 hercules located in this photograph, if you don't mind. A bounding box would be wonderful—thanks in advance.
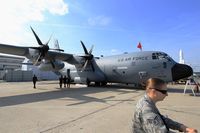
[0,27,193,86]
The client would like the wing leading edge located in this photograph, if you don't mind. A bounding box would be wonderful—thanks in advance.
[0,43,28,56]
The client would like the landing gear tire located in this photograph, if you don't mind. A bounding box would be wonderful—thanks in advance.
[95,82,100,86]
[86,79,91,87]
[101,82,107,86]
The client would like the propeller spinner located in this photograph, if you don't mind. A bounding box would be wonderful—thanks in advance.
[80,40,95,72]
[29,26,64,68]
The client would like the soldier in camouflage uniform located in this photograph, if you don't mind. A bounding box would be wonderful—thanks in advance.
[132,78,198,133]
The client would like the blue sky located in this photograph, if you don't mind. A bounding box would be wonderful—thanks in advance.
[0,0,200,71]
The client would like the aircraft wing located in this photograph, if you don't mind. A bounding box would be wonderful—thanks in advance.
[0,43,29,56]
[0,28,88,68]
[46,51,75,63]
[0,43,76,64]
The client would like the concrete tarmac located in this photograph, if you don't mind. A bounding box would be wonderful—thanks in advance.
[0,81,199,133]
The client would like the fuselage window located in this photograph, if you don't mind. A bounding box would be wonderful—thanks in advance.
[152,52,172,62]
[152,53,158,59]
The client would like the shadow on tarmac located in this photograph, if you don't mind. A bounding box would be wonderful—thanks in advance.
[168,87,200,97]
[0,84,142,107]
[168,88,185,93]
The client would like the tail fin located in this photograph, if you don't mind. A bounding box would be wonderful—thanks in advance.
[54,39,60,50]
[53,39,64,52]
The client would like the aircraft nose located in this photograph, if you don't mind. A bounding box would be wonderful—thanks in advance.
[171,63,193,81]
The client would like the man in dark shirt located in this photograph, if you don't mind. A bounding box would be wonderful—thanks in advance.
[59,75,63,88]
[32,75,38,89]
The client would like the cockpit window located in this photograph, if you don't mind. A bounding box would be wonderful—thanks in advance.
[152,52,172,61]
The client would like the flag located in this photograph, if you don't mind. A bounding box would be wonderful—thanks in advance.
[137,42,142,51]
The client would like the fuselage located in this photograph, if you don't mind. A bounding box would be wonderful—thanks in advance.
[58,51,192,85]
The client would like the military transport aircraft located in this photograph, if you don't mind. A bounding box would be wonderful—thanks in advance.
[0,27,193,86]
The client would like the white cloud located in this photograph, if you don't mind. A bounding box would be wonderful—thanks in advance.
[88,15,111,26]
[0,0,68,45]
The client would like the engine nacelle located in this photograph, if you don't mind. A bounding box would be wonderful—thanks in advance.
[26,48,40,61]
[38,60,64,71]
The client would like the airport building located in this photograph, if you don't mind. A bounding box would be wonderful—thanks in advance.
[0,55,24,71]
[0,54,58,81]
[0,55,25,80]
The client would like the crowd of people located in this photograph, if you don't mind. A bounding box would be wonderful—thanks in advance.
[59,75,71,88]
[32,74,71,89]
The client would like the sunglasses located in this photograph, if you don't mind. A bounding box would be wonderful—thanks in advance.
[149,88,168,95]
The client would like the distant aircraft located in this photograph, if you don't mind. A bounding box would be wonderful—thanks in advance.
[0,27,193,86]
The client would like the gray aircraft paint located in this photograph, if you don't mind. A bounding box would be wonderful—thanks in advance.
[0,27,193,86]
[58,51,177,84]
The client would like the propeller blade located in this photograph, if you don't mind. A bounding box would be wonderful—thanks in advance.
[50,61,55,69]
[80,40,88,54]
[34,53,42,65]
[79,41,95,71]
[81,60,89,72]
[45,34,53,46]
[79,55,90,58]
[30,26,43,46]
[89,45,94,54]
